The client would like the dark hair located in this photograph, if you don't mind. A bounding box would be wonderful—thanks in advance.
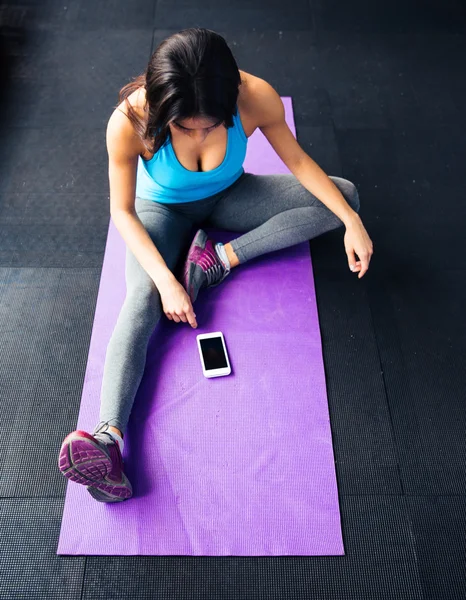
[117,28,242,155]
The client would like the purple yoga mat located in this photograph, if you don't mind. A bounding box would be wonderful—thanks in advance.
[57,97,345,556]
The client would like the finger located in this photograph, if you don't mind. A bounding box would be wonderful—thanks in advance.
[358,256,370,278]
[177,312,188,323]
[166,313,173,321]
[182,299,197,327]
[172,314,181,323]
[347,249,357,271]
[186,308,198,329]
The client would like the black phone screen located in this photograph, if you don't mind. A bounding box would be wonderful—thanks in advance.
[199,336,228,370]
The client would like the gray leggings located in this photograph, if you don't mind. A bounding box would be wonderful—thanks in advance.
[96,171,360,436]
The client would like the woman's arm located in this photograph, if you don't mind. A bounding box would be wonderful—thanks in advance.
[106,109,176,289]
[106,109,197,327]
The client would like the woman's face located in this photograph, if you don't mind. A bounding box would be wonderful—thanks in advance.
[170,115,224,143]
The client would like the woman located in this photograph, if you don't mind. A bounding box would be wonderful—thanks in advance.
[58,28,373,503]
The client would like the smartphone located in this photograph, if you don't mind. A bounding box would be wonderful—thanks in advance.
[196,331,231,378]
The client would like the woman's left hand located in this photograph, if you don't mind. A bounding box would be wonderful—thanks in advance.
[343,215,374,279]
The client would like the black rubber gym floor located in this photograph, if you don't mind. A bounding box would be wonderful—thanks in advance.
[0,0,465,598]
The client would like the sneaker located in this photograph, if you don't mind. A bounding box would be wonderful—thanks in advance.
[183,229,230,303]
[58,422,133,503]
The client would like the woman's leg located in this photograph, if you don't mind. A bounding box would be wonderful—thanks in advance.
[205,173,360,263]
[94,198,194,438]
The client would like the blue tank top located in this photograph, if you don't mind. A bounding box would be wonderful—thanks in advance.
[135,104,248,203]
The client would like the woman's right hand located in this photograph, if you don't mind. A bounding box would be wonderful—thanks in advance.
[157,276,198,328]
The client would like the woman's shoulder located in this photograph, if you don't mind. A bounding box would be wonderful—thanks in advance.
[238,71,279,112]
[107,87,148,153]
[106,88,148,160]
[238,71,280,134]
[115,86,147,121]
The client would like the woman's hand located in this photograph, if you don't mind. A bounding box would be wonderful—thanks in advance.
[343,214,374,279]
[157,277,198,328]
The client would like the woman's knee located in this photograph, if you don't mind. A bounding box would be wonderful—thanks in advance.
[126,284,163,323]
[346,181,360,213]
[331,177,360,214]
